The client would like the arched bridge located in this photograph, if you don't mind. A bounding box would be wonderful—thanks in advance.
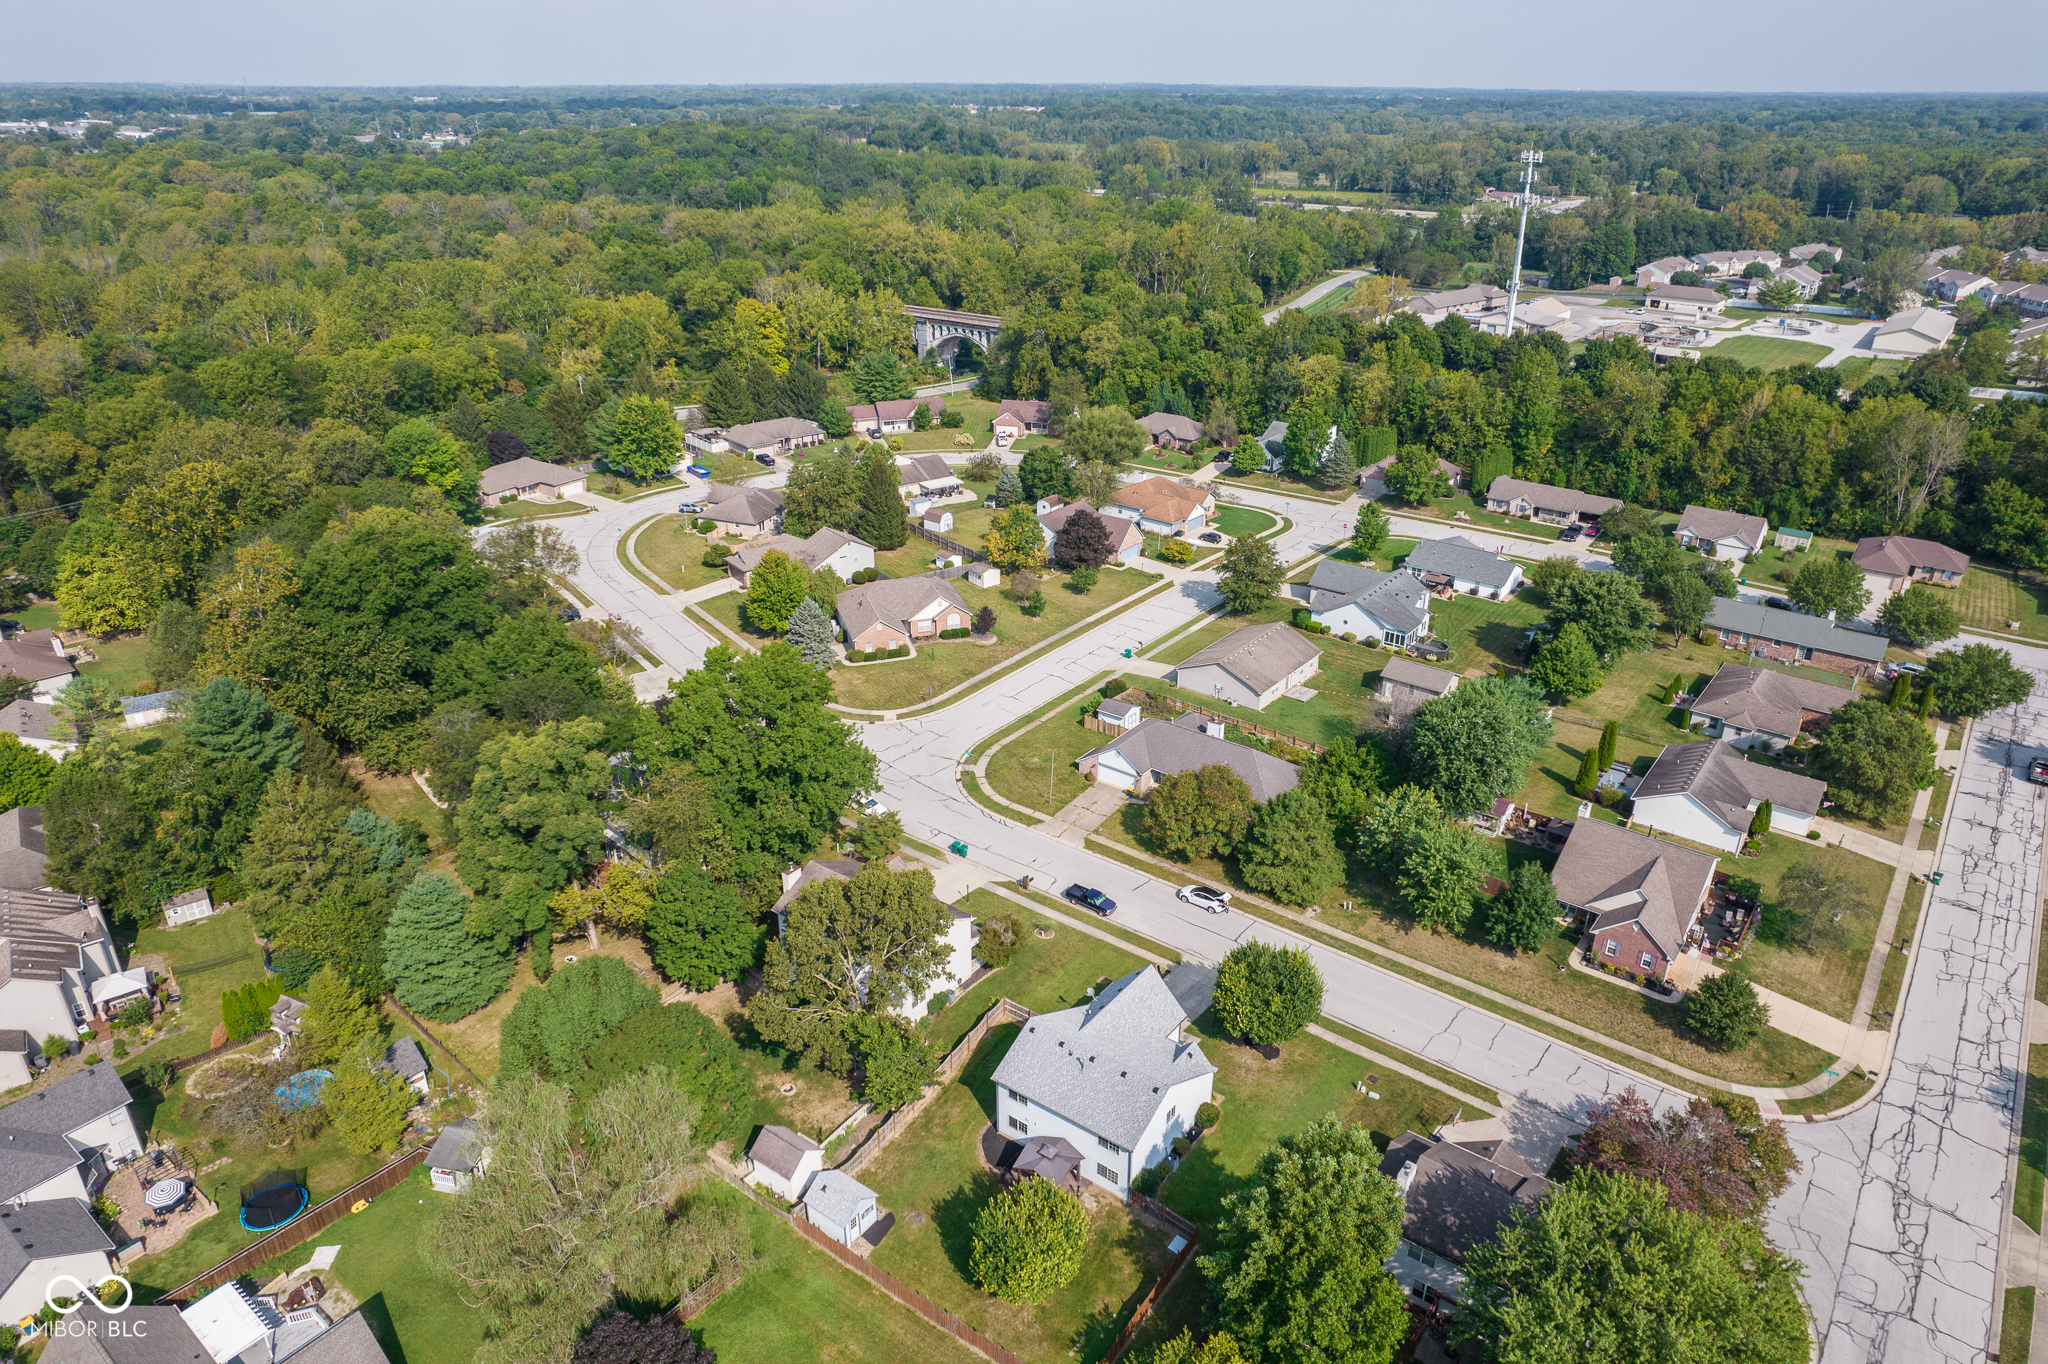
[904,306,1003,367]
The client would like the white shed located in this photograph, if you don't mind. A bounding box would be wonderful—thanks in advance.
[746,1125,825,1203]
[162,887,216,927]
[804,1169,880,1247]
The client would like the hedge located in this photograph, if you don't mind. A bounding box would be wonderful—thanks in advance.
[849,644,912,663]
[939,627,971,639]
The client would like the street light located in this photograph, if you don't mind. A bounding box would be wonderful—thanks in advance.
[1504,150,1544,339]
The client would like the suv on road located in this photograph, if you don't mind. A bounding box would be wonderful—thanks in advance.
[678,501,704,515]
[1177,885,1230,913]
[2029,757,2048,786]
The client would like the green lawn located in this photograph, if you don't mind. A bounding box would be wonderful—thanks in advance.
[78,633,153,696]
[1705,336,1835,371]
[860,1023,1177,1364]
[2006,1288,2037,1364]
[1829,357,1910,391]
[1733,833,1891,1022]
[1392,491,1564,542]
[1871,880,1924,1027]
[985,698,1128,818]
[1957,564,2048,641]
[1556,634,1857,754]
[1126,448,1213,476]
[1211,506,1278,540]
[2021,1044,2048,1233]
[633,514,728,592]
[481,497,593,523]
[703,563,1164,712]
[12,601,60,632]
[890,396,998,452]
[124,906,270,1073]
[1212,470,1348,503]
[1160,1013,1463,1234]
[238,1164,483,1364]
[1741,534,1859,591]
[694,1181,983,1364]
[1428,592,1550,676]
[930,892,1154,1052]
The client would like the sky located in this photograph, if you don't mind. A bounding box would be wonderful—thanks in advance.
[7,0,2048,92]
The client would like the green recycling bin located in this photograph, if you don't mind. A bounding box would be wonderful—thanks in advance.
[950,840,969,857]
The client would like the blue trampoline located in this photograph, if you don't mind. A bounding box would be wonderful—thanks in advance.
[275,1069,333,1112]
[239,1171,310,1231]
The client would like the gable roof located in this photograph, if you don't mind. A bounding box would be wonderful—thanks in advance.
[1079,713,1300,803]
[749,1124,824,1180]
[850,396,944,425]
[1380,655,1461,697]
[704,484,784,525]
[1689,664,1853,738]
[1359,452,1461,487]
[1852,534,1969,577]
[1551,818,1718,959]
[1874,307,1955,346]
[1175,622,1321,696]
[1305,560,1430,634]
[1110,476,1211,524]
[426,1120,482,1173]
[0,806,49,891]
[1650,284,1726,305]
[0,700,60,744]
[1635,740,1827,833]
[39,1304,204,1364]
[727,527,872,577]
[1040,500,1143,552]
[1640,255,1693,275]
[0,636,76,685]
[1137,411,1204,442]
[380,1038,428,1083]
[1788,243,1836,260]
[724,416,824,449]
[996,398,1051,425]
[478,457,579,498]
[1415,283,1508,311]
[1776,264,1825,289]
[1481,476,1622,518]
[1404,535,1519,589]
[1704,598,1888,663]
[803,1169,876,1227]
[897,454,957,485]
[990,967,1214,1149]
[1677,505,1769,551]
[1380,1130,1548,1265]
[834,574,972,641]
[0,1197,111,1294]
[770,859,866,918]
[278,1309,392,1364]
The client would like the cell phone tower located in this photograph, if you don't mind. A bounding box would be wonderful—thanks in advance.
[1504,150,1544,338]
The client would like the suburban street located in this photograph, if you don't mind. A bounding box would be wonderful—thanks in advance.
[551,453,2048,1362]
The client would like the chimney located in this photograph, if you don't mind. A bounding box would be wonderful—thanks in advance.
[1396,1160,1418,1195]
[780,865,803,894]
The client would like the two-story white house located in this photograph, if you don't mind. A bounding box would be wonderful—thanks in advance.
[0,1064,143,1207]
[0,879,131,1075]
[1304,561,1433,648]
[991,967,1214,1200]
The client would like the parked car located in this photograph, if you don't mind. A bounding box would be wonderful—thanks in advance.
[1063,885,1116,916]
[858,794,888,817]
[1177,885,1230,913]
[678,501,704,515]
[2030,757,2048,786]
[1198,531,1224,544]
[1559,524,1583,541]
[1886,661,1927,679]
[754,452,776,467]
[557,606,581,623]
[1763,595,1798,611]
[685,464,713,480]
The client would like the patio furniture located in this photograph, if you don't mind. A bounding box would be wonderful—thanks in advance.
[145,1179,186,1212]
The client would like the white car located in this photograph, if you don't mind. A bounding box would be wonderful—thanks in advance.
[1177,884,1231,913]
[858,795,889,817]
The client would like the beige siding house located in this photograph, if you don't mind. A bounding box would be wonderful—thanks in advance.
[477,457,588,507]
[1852,535,1968,595]
[1169,622,1322,711]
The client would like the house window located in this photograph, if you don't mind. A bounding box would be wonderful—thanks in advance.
[1412,1282,1428,1299]
[1407,1245,1421,1262]
[1639,951,1655,970]
[1010,1089,1029,1106]
[1164,1108,1178,1129]
[1008,1116,1029,1135]
[1383,631,1405,646]
[1797,646,1813,661]
[1096,1163,1121,1185]
[1420,1249,1438,1268]
[1603,939,1619,957]
[1097,1135,1123,1154]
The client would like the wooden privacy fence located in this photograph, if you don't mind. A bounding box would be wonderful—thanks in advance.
[156,1145,430,1302]
[1118,688,1329,756]
[835,998,1032,1179]
[910,520,989,565]
[792,1210,1024,1364]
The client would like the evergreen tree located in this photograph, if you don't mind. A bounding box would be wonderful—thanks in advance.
[786,597,837,670]
[1597,720,1618,772]
[703,359,753,427]
[324,1038,417,1154]
[1317,428,1358,490]
[1349,502,1389,560]
[993,466,1024,506]
[182,676,304,774]
[1917,684,1939,720]
[1887,673,1911,708]
[298,966,384,1064]
[448,391,486,447]
[1749,800,1773,838]
[1357,426,1396,469]
[744,359,786,419]
[783,357,828,421]
[239,776,378,938]
[850,351,913,403]
[384,871,516,1023]
[855,450,911,550]
[145,600,205,690]
[1574,746,1601,798]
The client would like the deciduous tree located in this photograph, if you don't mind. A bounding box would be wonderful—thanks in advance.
[971,1175,1088,1305]
[455,717,611,949]
[1687,969,1770,1050]
[1877,584,1961,647]
[1573,1086,1799,1229]
[1787,555,1871,620]
[743,550,810,634]
[1218,534,1284,614]
[1143,764,1257,859]
[1237,789,1344,907]
[1488,861,1559,953]
[1406,676,1552,815]
[1548,570,1656,659]
[1808,698,1935,819]
[1923,642,2034,719]
[983,502,1050,571]
[1349,502,1388,560]
[1528,621,1603,699]
[1214,942,1324,1045]
[1053,507,1115,569]
[646,864,759,992]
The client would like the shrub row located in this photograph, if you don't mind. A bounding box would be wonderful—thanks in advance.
[938,627,971,639]
[849,567,881,583]
[849,644,912,663]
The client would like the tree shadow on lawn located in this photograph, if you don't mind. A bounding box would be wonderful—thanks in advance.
[960,1024,1018,1126]
[1068,1208,1172,1361]
[353,1293,413,1364]
[931,1168,1004,1284]
[1468,619,1533,670]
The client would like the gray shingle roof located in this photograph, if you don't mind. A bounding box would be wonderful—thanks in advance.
[426,1120,482,1173]
[0,1061,131,1138]
[897,454,956,485]
[1551,819,1718,960]
[1174,622,1321,697]
[277,1309,393,1364]
[1380,1131,1547,1265]
[1305,561,1430,634]
[1705,598,1888,663]
[727,528,871,577]
[1852,534,1969,577]
[1635,740,1827,832]
[1689,664,1852,739]
[1481,477,1622,518]
[1676,506,1768,552]
[834,574,972,643]
[1404,535,1519,590]
[0,806,48,891]
[0,1197,112,1294]
[749,1124,823,1180]
[1096,698,1141,723]
[477,457,580,498]
[724,416,825,450]
[380,1038,428,1083]
[1650,284,1726,304]
[39,1304,206,1364]
[1079,713,1301,803]
[0,1126,88,1202]
[0,700,59,744]
[1137,412,1204,442]
[990,967,1213,1149]
[704,484,785,525]
[1379,656,1461,696]
[0,886,106,979]
[803,1169,876,1229]
[769,859,866,919]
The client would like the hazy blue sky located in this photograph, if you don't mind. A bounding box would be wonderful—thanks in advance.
[8,0,2047,92]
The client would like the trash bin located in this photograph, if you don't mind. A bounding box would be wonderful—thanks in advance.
[950,840,969,857]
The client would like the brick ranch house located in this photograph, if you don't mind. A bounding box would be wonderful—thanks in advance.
[1703,599,1888,679]
[834,574,974,652]
[1551,818,1718,986]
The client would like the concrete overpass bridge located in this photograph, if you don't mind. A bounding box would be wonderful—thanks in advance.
[904,305,1003,368]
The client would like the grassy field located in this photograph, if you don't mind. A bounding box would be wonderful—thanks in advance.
[1160,1013,1463,1233]
[934,891,1155,1049]
[1210,506,1278,540]
[481,497,593,523]
[1212,470,1347,503]
[2007,1288,2037,1364]
[985,698,1131,818]
[125,907,270,1071]
[1742,533,1861,590]
[1830,357,1910,391]
[703,562,1164,712]
[1777,1067,1876,1116]
[2021,1043,2048,1233]
[1705,336,1835,370]
[889,396,998,452]
[694,1180,987,1364]
[1871,880,1925,1028]
[861,1023,1177,1364]
[634,513,728,592]
[1729,833,1891,1022]
[1957,564,2048,641]
[1555,634,1857,754]
[1125,448,1214,476]
[78,632,153,696]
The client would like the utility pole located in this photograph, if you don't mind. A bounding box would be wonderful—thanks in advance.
[1504,150,1543,339]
